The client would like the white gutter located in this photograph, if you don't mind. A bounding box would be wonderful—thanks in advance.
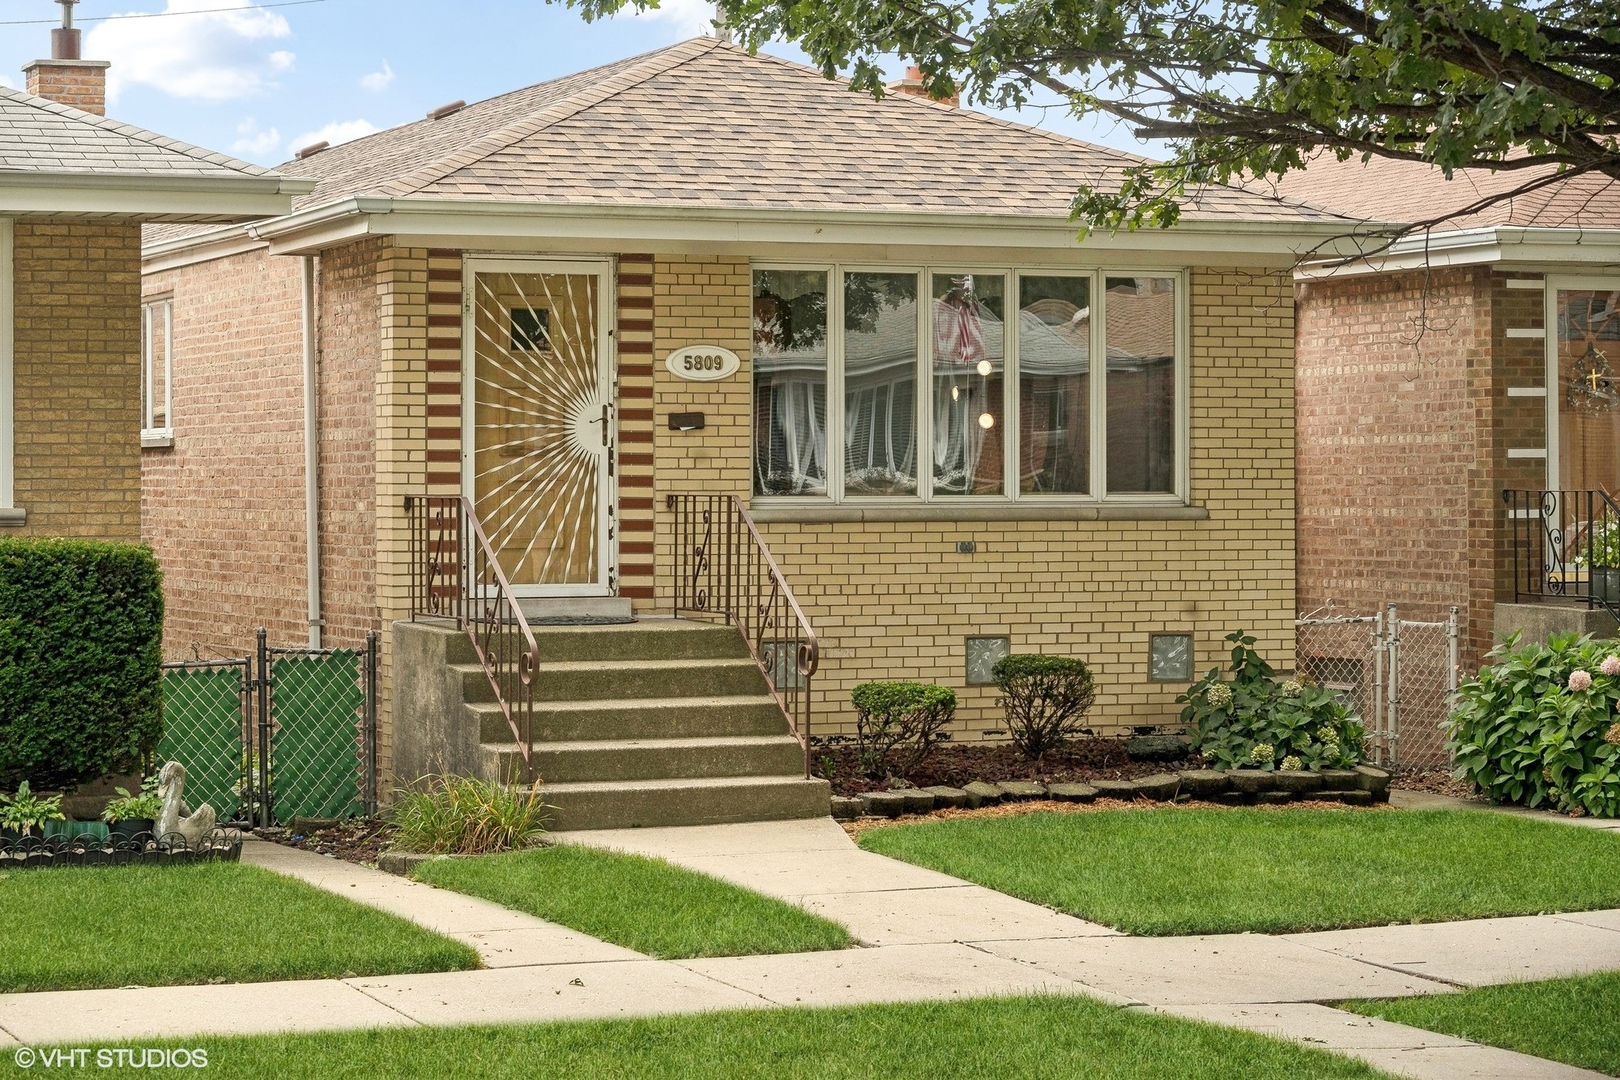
[244,195,1388,261]
[0,171,315,219]
[1295,225,1620,279]
[301,255,321,650]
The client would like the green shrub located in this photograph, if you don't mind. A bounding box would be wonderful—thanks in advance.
[388,775,548,855]
[0,781,65,835]
[991,654,1096,760]
[1180,630,1365,771]
[1449,632,1620,816]
[101,775,162,824]
[0,539,164,790]
[851,681,956,778]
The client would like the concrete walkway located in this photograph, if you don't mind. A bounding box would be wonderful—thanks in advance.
[0,822,1614,1080]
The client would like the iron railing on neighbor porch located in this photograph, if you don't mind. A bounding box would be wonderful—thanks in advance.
[1504,489,1620,622]
[666,494,819,778]
[405,495,538,781]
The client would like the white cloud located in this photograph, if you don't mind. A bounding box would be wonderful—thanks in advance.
[86,0,295,104]
[230,117,279,157]
[288,119,379,155]
[622,0,715,37]
[360,61,394,93]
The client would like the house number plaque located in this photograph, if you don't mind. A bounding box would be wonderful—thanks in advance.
[665,345,740,382]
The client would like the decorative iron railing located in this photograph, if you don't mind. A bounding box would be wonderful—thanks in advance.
[1504,489,1620,621]
[406,495,538,780]
[666,494,819,777]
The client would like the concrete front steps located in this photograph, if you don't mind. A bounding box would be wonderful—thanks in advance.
[392,617,829,831]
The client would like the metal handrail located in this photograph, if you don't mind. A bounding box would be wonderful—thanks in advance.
[666,494,819,777]
[1504,488,1620,622]
[406,495,538,780]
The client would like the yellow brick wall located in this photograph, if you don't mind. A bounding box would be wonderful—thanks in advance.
[8,220,143,540]
[650,259,1297,738]
[373,241,433,783]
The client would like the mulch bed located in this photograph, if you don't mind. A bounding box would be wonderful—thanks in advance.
[817,737,1201,797]
[269,820,397,866]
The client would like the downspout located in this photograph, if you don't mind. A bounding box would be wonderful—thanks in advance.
[301,255,322,649]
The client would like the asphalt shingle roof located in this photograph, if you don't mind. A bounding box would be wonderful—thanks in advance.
[0,84,274,179]
[256,37,1343,225]
[1263,152,1620,232]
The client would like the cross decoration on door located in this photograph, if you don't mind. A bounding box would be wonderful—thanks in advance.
[1568,297,1619,413]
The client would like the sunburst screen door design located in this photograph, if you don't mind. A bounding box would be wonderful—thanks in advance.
[463,259,615,596]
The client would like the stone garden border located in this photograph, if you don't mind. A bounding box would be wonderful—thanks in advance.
[831,766,1393,821]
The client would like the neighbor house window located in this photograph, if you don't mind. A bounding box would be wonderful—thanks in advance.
[141,298,172,444]
[752,265,1185,502]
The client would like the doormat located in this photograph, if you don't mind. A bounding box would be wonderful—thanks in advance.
[528,615,637,626]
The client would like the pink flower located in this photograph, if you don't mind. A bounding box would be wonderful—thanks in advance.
[1570,670,1594,692]
[1602,656,1620,678]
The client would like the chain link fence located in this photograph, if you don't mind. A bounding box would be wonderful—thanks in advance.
[1296,606,1459,769]
[158,659,251,823]
[157,631,376,827]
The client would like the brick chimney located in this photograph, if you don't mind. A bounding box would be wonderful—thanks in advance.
[888,66,959,108]
[24,1,109,115]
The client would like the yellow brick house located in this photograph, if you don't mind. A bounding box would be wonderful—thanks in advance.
[142,37,1353,827]
[1,44,305,540]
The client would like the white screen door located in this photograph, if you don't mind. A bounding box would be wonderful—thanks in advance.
[463,258,614,596]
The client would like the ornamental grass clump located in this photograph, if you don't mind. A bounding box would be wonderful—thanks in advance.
[1180,630,1366,772]
[851,681,956,778]
[991,654,1096,760]
[1449,632,1620,817]
[388,775,548,855]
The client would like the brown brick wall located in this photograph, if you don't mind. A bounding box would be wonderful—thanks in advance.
[141,246,307,656]
[10,220,142,540]
[1295,266,1514,675]
[315,240,382,646]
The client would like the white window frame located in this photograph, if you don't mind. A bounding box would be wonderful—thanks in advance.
[141,296,173,447]
[751,262,1189,506]
[0,217,13,511]
[1544,274,1620,491]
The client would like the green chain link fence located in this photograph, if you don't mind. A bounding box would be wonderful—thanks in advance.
[156,632,377,827]
[157,660,249,823]
[267,649,368,822]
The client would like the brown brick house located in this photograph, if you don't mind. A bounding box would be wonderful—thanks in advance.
[1,40,305,540]
[142,37,1357,824]
[1274,156,1620,677]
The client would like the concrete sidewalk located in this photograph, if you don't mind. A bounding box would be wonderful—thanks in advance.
[0,823,1614,1080]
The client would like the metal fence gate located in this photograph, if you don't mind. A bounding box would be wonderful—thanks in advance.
[1295,606,1460,769]
[158,630,377,827]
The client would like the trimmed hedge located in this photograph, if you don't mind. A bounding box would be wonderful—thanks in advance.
[851,681,956,778]
[0,539,164,790]
[991,653,1096,759]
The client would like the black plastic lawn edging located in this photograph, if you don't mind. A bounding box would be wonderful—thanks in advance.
[0,829,243,870]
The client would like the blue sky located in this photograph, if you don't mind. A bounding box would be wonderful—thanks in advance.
[1,0,1155,167]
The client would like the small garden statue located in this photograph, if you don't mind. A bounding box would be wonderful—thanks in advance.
[155,761,216,845]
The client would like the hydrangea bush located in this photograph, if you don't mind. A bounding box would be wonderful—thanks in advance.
[1449,632,1620,816]
[1179,630,1366,771]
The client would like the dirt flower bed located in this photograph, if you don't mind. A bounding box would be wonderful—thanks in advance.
[838,795,1394,839]
[816,737,1199,796]
[1391,767,1483,802]
[270,820,397,866]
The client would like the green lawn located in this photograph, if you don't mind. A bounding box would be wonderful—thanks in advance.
[11,996,1397,1080]
[856,808,1620,935]
[1343,972,1620,1076]
[411,844,852,958]
[0,862,479,993]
